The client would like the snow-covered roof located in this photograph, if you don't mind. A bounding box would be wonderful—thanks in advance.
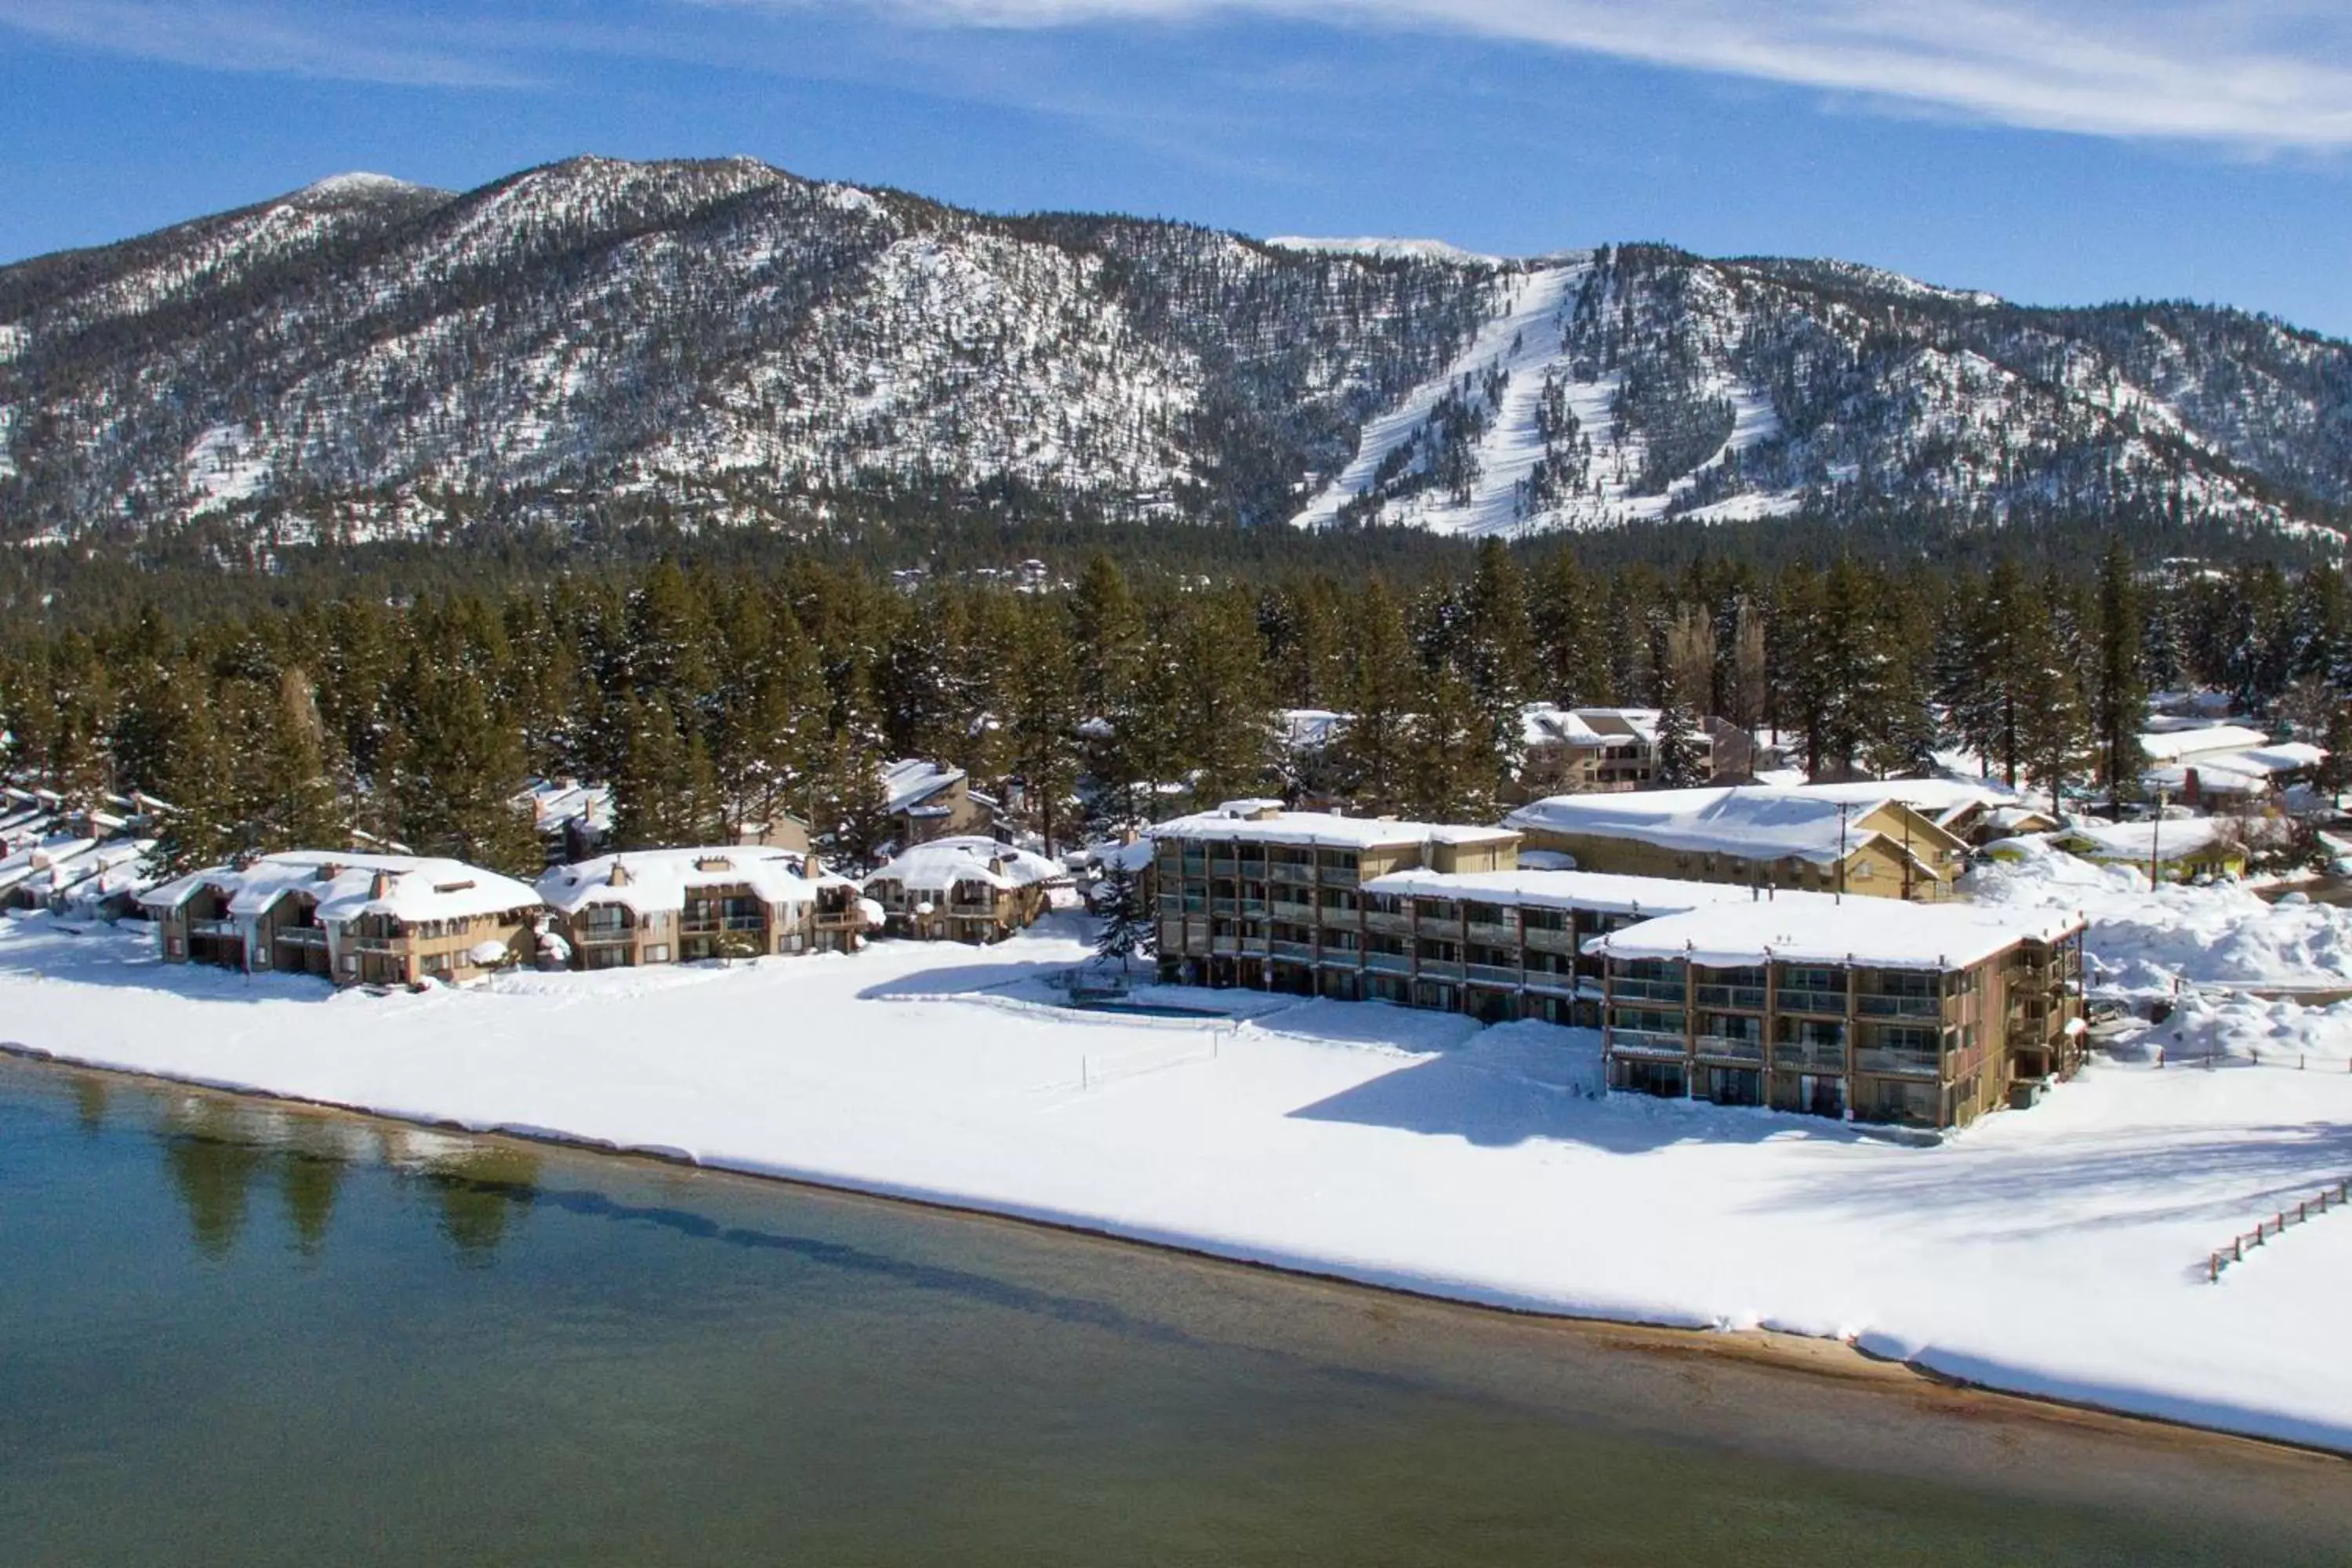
[1587,898,2085,971]
[514,777,614,835]
[1518,705,1686,750]
[865,835,1065,895]
[1783,777,2020,827]
[0,833,99,893]
[881,759,965,815]
[2139,725,2271,764]
[2150,743,2328,793]
[1150,809,1517,851]
[537,846,844,916]
[1361,868,1817,919]
[1504,786,1942,866]
[2060,818,2238,864]
[1277,710,1348,752]
[143,851,541,924]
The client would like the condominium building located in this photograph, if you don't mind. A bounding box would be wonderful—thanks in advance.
[1504,785,1970,901]
[1588,898,2085,1128]
[141,852,543,987]
[536,847,869,968]
[863,836,1065,942]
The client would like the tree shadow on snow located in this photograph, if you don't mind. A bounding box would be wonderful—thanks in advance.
[1773,1120,2352,1241]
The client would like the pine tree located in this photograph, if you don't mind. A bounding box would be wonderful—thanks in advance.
[1403,666,1495,822]
[1651,673,1706,789]
[1005,599,1081,856]
[2089,537,2147,812]
[1330,577,1420,812]
[1093,859,1152,971]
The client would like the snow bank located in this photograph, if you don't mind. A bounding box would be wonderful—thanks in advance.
[7,909,2352,1453]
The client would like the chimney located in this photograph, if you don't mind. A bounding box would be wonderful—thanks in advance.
[369,870,394,899]
[608,862,632,887]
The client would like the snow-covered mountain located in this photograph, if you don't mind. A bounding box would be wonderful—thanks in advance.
[2,158,2347,550]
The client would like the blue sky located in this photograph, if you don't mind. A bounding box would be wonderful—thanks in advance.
[2,1,2348,335]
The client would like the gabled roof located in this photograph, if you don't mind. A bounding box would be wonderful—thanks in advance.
[537,846,847,916]
[2058,818,2238,864]
[1504,786,1951,867]
[2139,724,2271,764]
[143,851,540,924]
[881,759,966,815]
[865,835,1064,895]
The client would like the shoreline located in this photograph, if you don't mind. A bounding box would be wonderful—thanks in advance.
[11,1036,2347,1472]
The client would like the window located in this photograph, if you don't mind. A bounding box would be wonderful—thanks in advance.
[339,956,357,975]
[644,944,670,963]
[1852,860,1873,880]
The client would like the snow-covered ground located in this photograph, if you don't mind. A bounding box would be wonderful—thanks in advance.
[6,906,2352,1452]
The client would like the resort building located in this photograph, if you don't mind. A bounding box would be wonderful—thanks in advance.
[1587,899,2087,1129]
[1503,786,1969,901]
[140,852,543,987]
[536,847,871,968]
[1508,706,1719,801]
[864,836,1065,942]
[882,759,993,848]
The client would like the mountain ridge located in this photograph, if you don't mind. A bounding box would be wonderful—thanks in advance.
[2,154,2345,554]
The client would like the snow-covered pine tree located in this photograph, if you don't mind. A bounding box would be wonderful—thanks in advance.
[1652,690,1706,789]
[1094,858,1152,972]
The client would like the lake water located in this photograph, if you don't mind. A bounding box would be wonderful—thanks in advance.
[3,1053,2348,1566]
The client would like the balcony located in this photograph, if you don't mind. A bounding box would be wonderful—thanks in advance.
[1610,1029,1690,1058]
[1773,1042,1846,1073]
[1209,857,1239,877]
[1467,963,1522,987]
[1521,927,1575,954]
[1417,959,1465,982]
[1695,985,1766,1011]
[1777,988,1849,1016]
[1210,936,1242,956]
[189,918,239,938]
[1270,898,1316,921]
[273,927,326,946]
[1467,920,1519,948]
[352,935,399,953]
[1523,971,1577,995]
[1209,898,1238,916]
[1854,1047,1942,1079]
[1362,911,1412,937]
[1240,898,1268,917]
[1610,978,1687,1004]
[1269,863,1314,886]
[1270,939,1314,961]
[1364,951,1411,975]
[1857,993,1944,1021]
[1695,1036,1766,1062]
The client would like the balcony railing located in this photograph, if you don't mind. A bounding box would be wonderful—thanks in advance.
[1854,1047,1942,1079]
[352,936,398,953]
[1610,1029,1689,1058]
[1521,927,1575,953]
[273,927,326,946]
[1362,911,1411,936]
[1466,963,1521,986]
[1695,985,1766,1011]
[1773,1041,1845,1072]
[1466,920,1519,947]
[579,929,634,946]
[1364,951,1411,975]
[189,918,239,938]
[1610,978,1687,1004]
[1209,857,1238,877]
[1523,971,1576,994]
[1210,936,1241,956]
[1270,898,1316,921]
[1417,959,1465,982]
[1857,993,1943,1020]
[1269,863,1314,885]
[1777,989,1849,1016]
[1270,940,1314,961]
[1695,1036,1766,1062]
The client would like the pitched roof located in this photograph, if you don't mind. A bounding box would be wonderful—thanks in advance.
[143,851,540,924]
[865,835,1065,895]
[536,846,848,916]
[1504,786,1944,866]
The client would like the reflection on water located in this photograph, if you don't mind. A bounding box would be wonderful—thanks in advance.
[4,1054,2350,1568]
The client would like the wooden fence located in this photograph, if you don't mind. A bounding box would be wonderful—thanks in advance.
[2207,1178,2352,1282]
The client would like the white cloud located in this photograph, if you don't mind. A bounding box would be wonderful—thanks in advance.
[799,0,2352,147]
[0,1,535,88]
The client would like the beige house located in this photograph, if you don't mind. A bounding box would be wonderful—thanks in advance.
[140,852,543,988]
[863,836,1065,942]
[1503,786,1969,900]
[537,846,870,967]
